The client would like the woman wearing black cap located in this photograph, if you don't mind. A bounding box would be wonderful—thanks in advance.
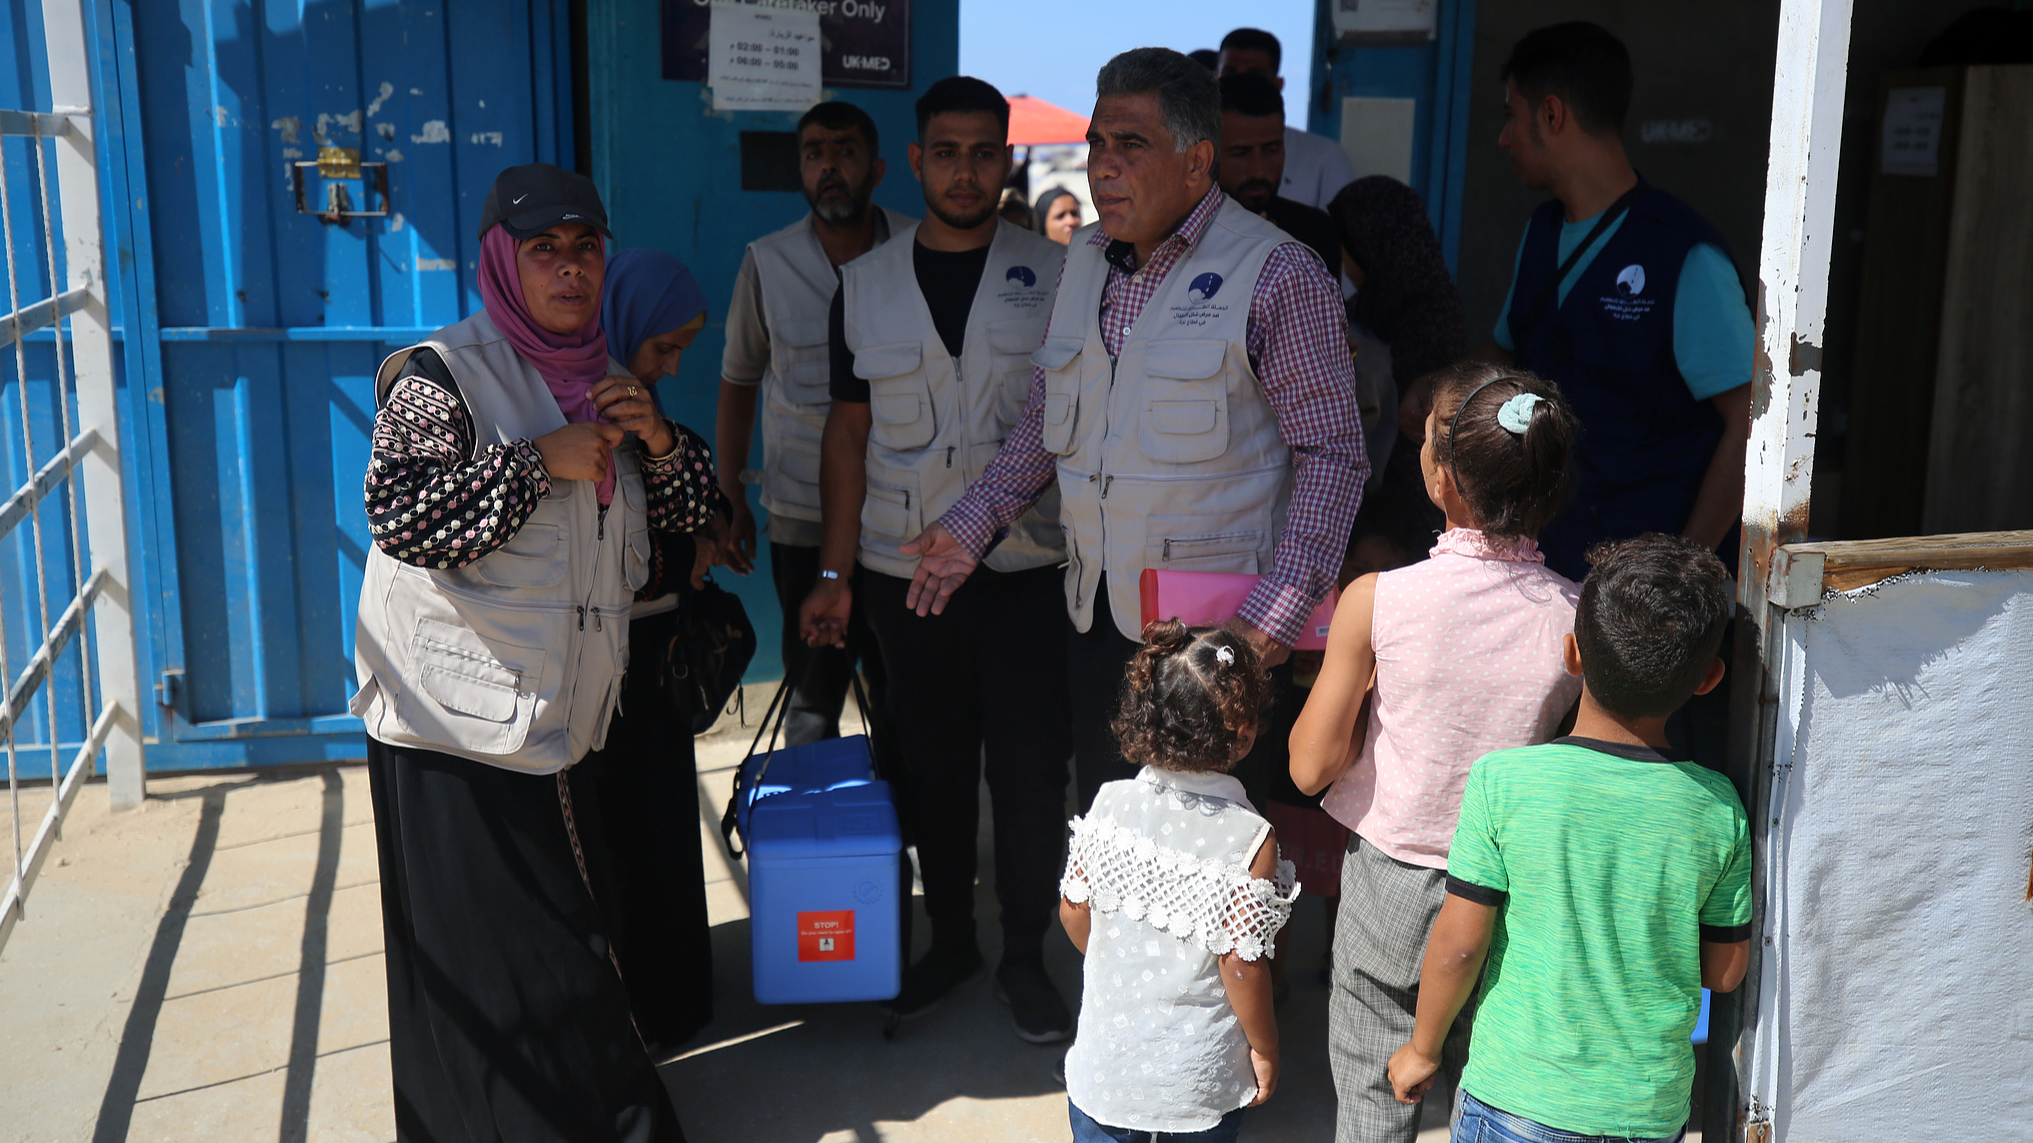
[352,162,721,1141]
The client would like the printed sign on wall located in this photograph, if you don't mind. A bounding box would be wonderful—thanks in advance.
[664,0,912,91]
[1881,87,1947,177]
[708,1,822,112]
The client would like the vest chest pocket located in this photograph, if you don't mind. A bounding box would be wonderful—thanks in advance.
[401,618,542,756]
[772,320,834,405]
[1137,340,1230,464]
[988,319,1046,428]
[858,342,934,450]
[616,472,651,594]
[625,528,651,592]
[1033,338,1083,455]
[474,522,568,589]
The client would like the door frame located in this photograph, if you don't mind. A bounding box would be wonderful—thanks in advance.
[89,0,577,770]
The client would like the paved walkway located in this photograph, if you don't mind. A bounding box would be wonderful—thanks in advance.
[0,687,1492,1141]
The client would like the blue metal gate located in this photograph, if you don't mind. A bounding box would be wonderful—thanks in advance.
[107,0,574,768]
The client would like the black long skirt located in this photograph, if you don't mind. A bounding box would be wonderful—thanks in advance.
[367,738,684,1143]
[567,607,716,1058]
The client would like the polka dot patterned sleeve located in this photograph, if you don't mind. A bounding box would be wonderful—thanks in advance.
[363,365,552,571]
[638,419,727,535]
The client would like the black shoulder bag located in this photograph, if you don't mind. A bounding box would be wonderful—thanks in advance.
[665,570,758,735]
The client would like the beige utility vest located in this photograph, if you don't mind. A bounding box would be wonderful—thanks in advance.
[1036,200,1297,640]
[750,207,915,523]
[350,311,648,774]
[841,220,1065,579]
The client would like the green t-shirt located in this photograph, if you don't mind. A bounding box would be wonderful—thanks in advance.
[1447,737,1752,1138]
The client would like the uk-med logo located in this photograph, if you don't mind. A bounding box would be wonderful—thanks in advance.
[1187,272,1224,302]
[1006,265,1037,288]
[1616,264,1647,296]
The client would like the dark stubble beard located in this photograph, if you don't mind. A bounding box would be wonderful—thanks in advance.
[1232,178,1278,213]
[808,172,873,225]
[926,198,998,232]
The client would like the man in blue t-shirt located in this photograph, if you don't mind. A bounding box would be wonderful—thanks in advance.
[1417,22,1753,582]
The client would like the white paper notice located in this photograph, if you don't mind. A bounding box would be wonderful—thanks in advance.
[1332,0,1438,40]
[709,2,821,113]
[1881,87,1947,177]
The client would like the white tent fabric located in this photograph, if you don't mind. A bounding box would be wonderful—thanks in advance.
[1758,569,2033,1140]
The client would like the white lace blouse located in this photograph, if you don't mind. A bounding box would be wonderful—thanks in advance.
[1060,766,1299,1133]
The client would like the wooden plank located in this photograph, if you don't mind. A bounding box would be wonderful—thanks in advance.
[1778,529,2033,592]
[1923,64,2033,535]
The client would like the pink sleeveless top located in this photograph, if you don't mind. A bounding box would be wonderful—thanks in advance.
[1321,529,1582,869]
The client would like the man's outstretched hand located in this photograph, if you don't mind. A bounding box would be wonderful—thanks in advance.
[900,523,979,617]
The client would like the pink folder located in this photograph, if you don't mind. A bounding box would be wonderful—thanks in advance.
[1137,569,1338,651]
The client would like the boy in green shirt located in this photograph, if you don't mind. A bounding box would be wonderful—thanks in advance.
[1387,533,1752,1142]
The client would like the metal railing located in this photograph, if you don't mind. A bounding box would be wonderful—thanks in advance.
[0,0,145,952]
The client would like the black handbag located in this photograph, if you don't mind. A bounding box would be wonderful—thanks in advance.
[665,571,757,734]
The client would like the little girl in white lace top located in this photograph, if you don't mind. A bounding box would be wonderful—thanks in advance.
[1059,621,1300,1143]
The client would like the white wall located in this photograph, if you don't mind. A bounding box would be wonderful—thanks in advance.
[1759,569,2033,1140]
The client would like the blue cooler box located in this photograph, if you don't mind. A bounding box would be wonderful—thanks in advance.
[739,734,903,1005]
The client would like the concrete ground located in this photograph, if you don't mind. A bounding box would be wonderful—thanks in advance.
[2,686,1691,1141]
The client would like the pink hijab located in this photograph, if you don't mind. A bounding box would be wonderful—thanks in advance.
[477,224,618,504]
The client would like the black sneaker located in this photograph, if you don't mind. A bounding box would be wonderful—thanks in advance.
[995,959,1074,1044]
[881,940,986,1024]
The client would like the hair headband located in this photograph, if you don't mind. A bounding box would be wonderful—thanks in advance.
[1446,378,1544,488]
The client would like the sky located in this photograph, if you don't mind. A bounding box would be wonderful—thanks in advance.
[958,0,1318,121]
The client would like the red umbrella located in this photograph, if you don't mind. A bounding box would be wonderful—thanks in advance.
[1008,95,1091,146]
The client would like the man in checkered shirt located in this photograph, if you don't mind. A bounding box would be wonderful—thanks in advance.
[897,47,1369,810]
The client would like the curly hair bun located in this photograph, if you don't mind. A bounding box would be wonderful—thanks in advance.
[1112,622,1276,774]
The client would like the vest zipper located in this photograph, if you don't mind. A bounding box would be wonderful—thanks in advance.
[577,605,586,630]
[1100,475,1114,499]
[592,606,603,632]
[946,446,955,469]
[1163,538,1171,560]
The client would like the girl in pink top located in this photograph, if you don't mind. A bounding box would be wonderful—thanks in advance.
[1289,363,1582,1143]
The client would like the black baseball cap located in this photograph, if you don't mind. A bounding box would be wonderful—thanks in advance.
[478,162,612,240]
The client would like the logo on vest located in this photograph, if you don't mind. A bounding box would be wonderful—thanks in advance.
[1188,272,1225,302]
[1600,263,1657,322]
[996,263,1048,311]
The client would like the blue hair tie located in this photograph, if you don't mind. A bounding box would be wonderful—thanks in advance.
[1496,393,1544,435]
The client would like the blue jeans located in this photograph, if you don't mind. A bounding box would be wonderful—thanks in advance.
[1069,1099,1245,1142]
[1453,1091,1685,1143]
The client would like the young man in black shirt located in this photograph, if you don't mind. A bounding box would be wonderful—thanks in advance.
[803,77,1075,1043]
[1217,71,1343,275]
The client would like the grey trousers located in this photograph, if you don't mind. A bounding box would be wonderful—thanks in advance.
[1329,835,1475,1143]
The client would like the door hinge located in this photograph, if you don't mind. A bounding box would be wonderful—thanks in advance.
[155,668,184,711]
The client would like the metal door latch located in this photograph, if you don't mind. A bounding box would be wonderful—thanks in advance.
[291,146,388,226]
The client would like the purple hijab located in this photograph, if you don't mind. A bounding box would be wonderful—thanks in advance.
[477,224,618,504]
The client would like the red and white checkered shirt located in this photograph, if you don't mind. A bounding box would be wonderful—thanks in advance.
[941,187,1368,645]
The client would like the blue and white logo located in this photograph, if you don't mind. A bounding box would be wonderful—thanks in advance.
[1187,272,1224,302]
[1006,265,1037,288]
[1616,264,1647,296]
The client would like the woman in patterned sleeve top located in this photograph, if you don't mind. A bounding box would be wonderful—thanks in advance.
[352,164,703,1143]
[363,327,723,571]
